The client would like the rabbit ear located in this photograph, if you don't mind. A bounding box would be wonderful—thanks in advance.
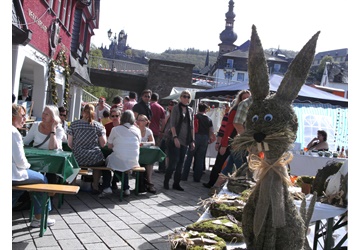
[248,25,270,101]
[275,31,320,104]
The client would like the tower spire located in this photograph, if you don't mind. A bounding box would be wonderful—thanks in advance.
[218,0,237,57]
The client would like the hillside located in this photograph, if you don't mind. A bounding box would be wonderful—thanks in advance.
[133,48,218,71]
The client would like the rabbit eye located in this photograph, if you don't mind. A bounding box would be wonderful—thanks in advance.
[252,115,259,122]
[264,114,273,122]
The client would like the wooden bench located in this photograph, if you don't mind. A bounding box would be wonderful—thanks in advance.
[12,184,80,237]
[79,166,145,201]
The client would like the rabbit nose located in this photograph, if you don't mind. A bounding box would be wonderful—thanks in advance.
[254,132,266,143]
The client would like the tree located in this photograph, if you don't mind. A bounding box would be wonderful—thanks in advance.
[315,56,335,82]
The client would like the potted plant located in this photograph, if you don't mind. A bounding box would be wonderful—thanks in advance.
[295,176,315,195]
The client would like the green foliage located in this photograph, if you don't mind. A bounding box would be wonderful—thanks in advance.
[146,48,218,70]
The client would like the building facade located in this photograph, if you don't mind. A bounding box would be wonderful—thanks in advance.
[12,0,100,121]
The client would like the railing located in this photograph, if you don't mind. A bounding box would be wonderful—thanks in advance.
[82,89,111,109]
[89,56,148,75]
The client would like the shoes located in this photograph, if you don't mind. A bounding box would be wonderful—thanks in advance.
[163,180,169,190]
[111,182,118,190]
[30,217,56,228]
[124,189,130,196]
[138,187,147,193]
[203,183,212,188]
[173,184,184,191]
[147,185,157,194]
[98,187,112,198]
[91,184,101,195]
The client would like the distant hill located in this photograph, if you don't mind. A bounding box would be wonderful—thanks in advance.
[132,48,219,71]
[127,48,299,72]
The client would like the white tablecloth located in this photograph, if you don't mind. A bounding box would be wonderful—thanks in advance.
[289,154,347,176]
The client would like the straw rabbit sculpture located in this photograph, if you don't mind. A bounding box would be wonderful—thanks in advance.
[231,25,320,249]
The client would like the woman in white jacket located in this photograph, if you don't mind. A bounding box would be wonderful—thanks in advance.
[104,110,141,197]
[12,104,55,228]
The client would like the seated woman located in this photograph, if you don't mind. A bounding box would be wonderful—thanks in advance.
[306,130,329,151]
[23,105,65,150]
[105,110,141,196]
[136,114,156,194]
[67,104,110,195]
[12,104,55,228]
[23,105,65,184]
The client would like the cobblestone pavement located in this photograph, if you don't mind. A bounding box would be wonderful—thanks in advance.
[12,163,215,250]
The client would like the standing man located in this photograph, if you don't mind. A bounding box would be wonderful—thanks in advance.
[132,89,153,193]
[149,93,166,146]
[132,89,152,120]
[123,91,137,111]
[181,102,216,182]
[94,97,110,122]
[58,106,68,142]
[18,86,32,101]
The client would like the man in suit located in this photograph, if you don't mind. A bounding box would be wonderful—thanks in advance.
[18,87,32,101]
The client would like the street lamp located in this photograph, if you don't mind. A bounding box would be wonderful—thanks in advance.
[223,63,235,85]
[107,29,117,71]
[108,29,125,71]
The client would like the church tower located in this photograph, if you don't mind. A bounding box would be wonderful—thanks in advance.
[218,0,237,58]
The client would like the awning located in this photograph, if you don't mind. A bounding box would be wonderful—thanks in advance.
[69,55,92,86]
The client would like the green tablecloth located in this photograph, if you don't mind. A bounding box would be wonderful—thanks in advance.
[62,142,166,165]
[24,147,80,183]
[101,145,166,165]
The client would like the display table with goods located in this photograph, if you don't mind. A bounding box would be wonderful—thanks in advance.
[289,152,347,176]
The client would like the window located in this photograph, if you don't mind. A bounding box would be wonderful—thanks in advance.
[274,63,281,72]
[237,72,244,81]
[226,59,234,68]
[66,0,72,29]
[61,0,68,24]
[57,0,62,17]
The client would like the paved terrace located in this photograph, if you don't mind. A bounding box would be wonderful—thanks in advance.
[12,162,215,250]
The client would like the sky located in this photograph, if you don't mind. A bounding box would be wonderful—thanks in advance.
[91,0,356,54]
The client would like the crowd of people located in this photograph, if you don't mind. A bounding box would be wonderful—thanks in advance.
[12,86,334,231]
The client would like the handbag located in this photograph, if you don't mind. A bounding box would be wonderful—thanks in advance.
[33,133,51,148]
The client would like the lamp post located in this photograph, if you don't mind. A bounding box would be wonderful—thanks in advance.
[223,63,235,85]
[107,29,117,71]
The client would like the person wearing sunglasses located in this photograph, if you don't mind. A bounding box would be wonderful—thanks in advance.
[136,114,156,194]
[58,106,69,141]
[163,90,195,191]
[132,89,152,120]
[104,108,121,138]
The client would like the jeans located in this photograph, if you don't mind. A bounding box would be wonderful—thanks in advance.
[182,134,209,182]
[206,146,231,186]
[164,140,188,186]
[12,169,51,215]
[221,149,248,176]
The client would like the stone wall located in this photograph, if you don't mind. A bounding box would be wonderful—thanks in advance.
[146,59,195,99]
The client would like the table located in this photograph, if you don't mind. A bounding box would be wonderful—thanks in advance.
[99,145,166,165]
[25,147,80,184]
[199,183,347,249]
[294,198,348,249]
[289,153,347,176]
[63,142,166,165]
[25,147,80,208]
